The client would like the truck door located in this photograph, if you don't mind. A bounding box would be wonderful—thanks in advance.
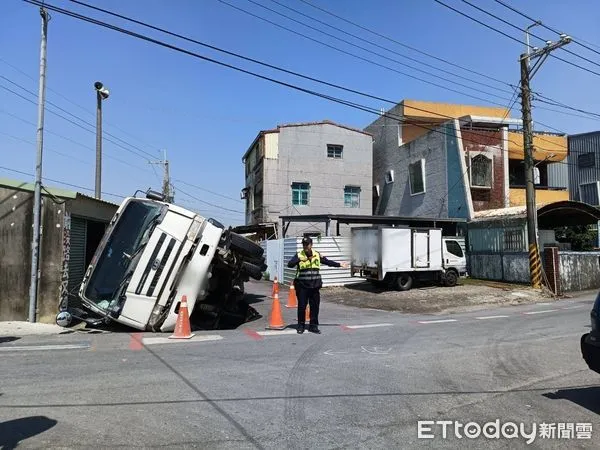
[443,239,465,271]
[412,231,430,268]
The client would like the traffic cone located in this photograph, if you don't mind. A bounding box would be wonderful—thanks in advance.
[286,283,298,308]
[272,276,279,297]
[305,304,310,322]
[266,292,286,330]
[169,295,195,339]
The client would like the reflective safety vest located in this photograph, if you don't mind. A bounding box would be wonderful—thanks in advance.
[296,250,321,284]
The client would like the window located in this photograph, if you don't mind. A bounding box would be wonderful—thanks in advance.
[504,228,525,251]
[327,144,343,159]
[470,153,493,188]
[445,240,464,257]
[408,159,425,195]
[578,152,595,168]
[292,182,310,206]
[344,186,361,208]
[579,182,600,205]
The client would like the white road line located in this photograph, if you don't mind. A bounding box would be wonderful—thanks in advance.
[562,305,585,310]
[344,323,394,329]
[475,315,510,320]
[0,343,90,352]
[417,319,458,324]
[142,335,223,345]
[523,309,559,315]
[256,330,298,336]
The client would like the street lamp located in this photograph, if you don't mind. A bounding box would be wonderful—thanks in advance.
[94,81,109,199]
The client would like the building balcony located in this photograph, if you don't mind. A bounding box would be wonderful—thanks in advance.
[509,187,569,207]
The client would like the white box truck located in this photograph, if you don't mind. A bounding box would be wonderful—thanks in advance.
[56,190,266,332]
[350,226,467,290]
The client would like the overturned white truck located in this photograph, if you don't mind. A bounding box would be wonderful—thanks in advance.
[57,190,266,332]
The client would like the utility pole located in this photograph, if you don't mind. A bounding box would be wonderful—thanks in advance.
[520,33,571,288]
[28,6,49,323]
[151,150,173,202]
[94,81,109,199]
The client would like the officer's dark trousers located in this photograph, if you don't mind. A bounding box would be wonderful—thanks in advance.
[297,287,320,325]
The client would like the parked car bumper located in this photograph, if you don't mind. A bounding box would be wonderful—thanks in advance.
[581,332,600,374]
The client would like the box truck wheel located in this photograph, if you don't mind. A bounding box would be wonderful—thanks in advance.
[394,273,413,291]
[443,270,458,287]
[229,232,264,258]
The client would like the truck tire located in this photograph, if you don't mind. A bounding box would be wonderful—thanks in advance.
[394,273,413,291]
[229,232,264,258]
[443,270,458,287]
[241,261,263,280]
[242,254,268,271]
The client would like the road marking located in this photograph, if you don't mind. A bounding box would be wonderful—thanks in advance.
[142,335,223,345]
[343,323,394,329]
[244,329,263,340]
[417,319,458,324]
[562,305,585,310]
[0,343,90,352]
[475,315,510,320]
[256,329,298,336]
[522,309,559,315]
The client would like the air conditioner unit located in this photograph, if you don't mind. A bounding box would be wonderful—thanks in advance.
[385,170,394,184]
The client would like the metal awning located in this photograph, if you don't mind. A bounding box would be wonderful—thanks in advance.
[279,214,467,237]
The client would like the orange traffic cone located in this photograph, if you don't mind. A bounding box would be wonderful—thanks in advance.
[305,304,310,322]
[272,276,279,297]
[286,283,298,308]
[266,292,286,330]
[169,295,195,339]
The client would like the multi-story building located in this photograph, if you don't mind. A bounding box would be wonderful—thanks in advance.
[365,99,569,220]
[241,120,373,237]
[568,131,600,206]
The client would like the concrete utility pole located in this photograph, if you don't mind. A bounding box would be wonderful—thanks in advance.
[151,150,174,202]
[94,81,109,199]
[28,6,49,323]
[520,33,571,288]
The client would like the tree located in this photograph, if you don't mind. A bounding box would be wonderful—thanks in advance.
[554,225,597,251]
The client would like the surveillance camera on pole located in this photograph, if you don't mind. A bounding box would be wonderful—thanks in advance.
[95,81,109,199]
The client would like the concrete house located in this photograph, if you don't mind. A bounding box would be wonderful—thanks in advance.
[241,120,373,237]
[0,178,118,322]
[365,99,569,220]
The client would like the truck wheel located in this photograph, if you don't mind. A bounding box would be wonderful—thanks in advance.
[242,254,268,271]
[394,273,413,291]
[229,232,264,258]
[241,261,263,280]
[444,270,458,287]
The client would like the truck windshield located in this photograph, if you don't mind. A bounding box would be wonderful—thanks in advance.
[83,200,164,309]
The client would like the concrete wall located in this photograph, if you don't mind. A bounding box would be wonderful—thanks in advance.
[468,252,529,283]
[263,123,373,237]
[559,251,600,292]
[0,186,64,322]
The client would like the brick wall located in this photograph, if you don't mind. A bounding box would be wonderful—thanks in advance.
[543,247,561,295]
[461,129,505,211]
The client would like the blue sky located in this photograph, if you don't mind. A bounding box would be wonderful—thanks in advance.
[1,0,600,225]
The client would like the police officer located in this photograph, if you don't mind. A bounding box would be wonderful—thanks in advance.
[287,236,349,334]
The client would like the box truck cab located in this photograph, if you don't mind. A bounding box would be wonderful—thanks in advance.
[351,226,467,290]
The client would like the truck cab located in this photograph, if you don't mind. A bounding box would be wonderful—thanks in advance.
[61,190,265,332]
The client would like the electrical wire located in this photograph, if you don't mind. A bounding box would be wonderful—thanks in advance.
[0,165,126,199]
[296,0,510,87]
[174,179,244,203]
[174,185,245,214]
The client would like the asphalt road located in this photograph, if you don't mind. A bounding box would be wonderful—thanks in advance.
[1,283,599,449]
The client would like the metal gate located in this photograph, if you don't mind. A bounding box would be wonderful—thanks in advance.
[67,216,87,306]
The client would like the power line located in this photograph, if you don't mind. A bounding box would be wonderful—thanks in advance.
[434,0,600,79]
[0,56,163,154]
[458,0,600,71]
[262,0,514,96]
[21,0,562,155]
[174,185,245,214]
[216,0,514,106]
[492,0,600,59]
[54,0,577,150]
[174,179,244,203]
[0,75,158,161]
[296,0,510,87]
[0,165,126,199]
